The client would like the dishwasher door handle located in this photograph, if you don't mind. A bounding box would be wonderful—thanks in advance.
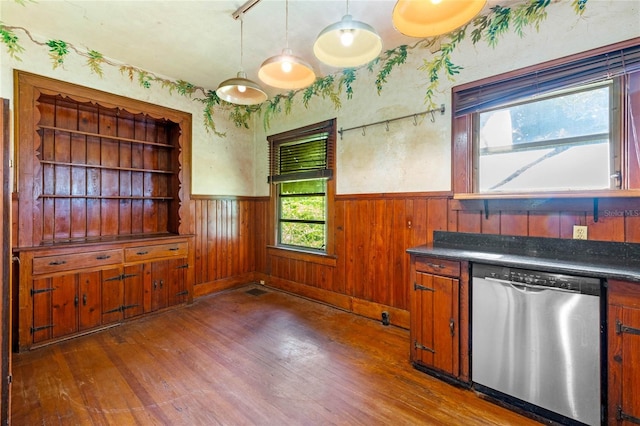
[482,277,579,294]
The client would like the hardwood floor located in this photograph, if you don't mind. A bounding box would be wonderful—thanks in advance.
[12,285,539,425]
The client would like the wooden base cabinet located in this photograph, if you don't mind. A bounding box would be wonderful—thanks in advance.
[608,279,640,425]
[409,255,469,383]
[15,236,193,351]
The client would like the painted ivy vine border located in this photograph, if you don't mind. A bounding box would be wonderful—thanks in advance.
[1,0,588,136]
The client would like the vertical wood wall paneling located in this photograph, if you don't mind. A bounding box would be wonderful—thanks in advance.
[83,104,101,238]
[132,115,145,235]
[254,199,269,275]
[53,99,73,241]
[192,198,264,288]
[70,105,87,239]
[100,108,119,236]
[142,116,157,234]
[117,111,133,236]
[38,100,55,243]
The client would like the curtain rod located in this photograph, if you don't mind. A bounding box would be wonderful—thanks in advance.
[338,104,445,140]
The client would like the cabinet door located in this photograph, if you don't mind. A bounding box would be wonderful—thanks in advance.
[167,259,188,307]
[609,304,640,425]
[78,270,103,331]
[51,274,78,339]
[32,277,55,343]
[123,264,144,318]
[411,271,459,376]
[102,269,124,324]
[150,261,169,312]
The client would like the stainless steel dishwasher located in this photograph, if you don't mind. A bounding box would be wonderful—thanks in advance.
[472,264,602,425]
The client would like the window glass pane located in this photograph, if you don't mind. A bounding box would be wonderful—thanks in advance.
[477,84,612,192]
[280,222,325,249]
[278,179,326,250]
[281,180,326,195]
[479,142,610,192]
[280,195,326,221]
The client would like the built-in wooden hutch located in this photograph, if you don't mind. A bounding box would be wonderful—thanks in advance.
[13,71,194,351]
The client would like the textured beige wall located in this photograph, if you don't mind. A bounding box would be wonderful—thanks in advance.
[1,1,638,197]
[254,0,640,196]
[0,15,254,197]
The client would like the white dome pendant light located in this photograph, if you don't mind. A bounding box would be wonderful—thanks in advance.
[216,15,268,105]
[392,0,486,38]
[258,0,316,90]
[313,0,382,68]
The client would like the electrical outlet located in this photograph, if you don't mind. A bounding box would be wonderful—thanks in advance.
[573,225,588,240]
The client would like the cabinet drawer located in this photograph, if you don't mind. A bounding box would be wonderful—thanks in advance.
[414,257,460,277]
[33,249,123,275]
[125,242,188,262]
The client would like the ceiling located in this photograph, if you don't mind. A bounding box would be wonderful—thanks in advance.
[1,0,503,97]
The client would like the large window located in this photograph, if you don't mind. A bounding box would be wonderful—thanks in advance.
[268,119,336,253]
[452,39,640,196]
[476,81,616,193]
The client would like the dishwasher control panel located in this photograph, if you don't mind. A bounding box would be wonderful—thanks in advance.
[473,264,601,296]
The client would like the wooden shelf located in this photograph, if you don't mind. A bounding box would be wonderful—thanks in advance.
[37,125,175,149]
[39,160,174,174]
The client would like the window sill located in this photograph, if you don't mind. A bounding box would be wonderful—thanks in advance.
[267,245,337,267]
[454,190,640,200]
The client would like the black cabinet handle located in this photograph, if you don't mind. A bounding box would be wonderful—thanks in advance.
[74,295,79,307]
[136,251,149,255]
[96,255,111,260]
[49,260,67,266]
[168,247,179,251]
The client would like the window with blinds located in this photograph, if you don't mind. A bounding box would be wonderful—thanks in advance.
[452,39,640,195]
[267,119,336,252]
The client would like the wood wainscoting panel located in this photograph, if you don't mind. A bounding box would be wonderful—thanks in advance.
[191,192,640,317]
[192,197,266,289]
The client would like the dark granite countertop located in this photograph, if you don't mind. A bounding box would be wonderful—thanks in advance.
[407,231,640,283]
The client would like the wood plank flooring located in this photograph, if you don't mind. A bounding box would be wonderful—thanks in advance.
[12,285,540,425]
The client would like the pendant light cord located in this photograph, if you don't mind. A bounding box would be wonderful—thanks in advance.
[239,15,245,71]
[346,0,349,15]
[285,0,289,48]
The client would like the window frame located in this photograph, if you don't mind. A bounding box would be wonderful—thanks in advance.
[267,119,336,256]
[452,37,640,199]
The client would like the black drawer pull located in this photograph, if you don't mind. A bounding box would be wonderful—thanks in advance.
[49,260,67,266]
[136,251,149,255]
[96,255,111,260]
[168,247,180,251]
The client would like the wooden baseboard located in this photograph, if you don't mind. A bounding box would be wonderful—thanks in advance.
[194,272,257,297]
[257,272,410,329]
[351,298,410,330]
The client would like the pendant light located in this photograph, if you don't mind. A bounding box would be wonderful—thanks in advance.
[216,15,268,105]
[392,0,486,38]
[313,0,382,68]
[258,0,316,90]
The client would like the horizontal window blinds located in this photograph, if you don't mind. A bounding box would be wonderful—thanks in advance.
[268,119,335,183]
[453,38,640,116]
